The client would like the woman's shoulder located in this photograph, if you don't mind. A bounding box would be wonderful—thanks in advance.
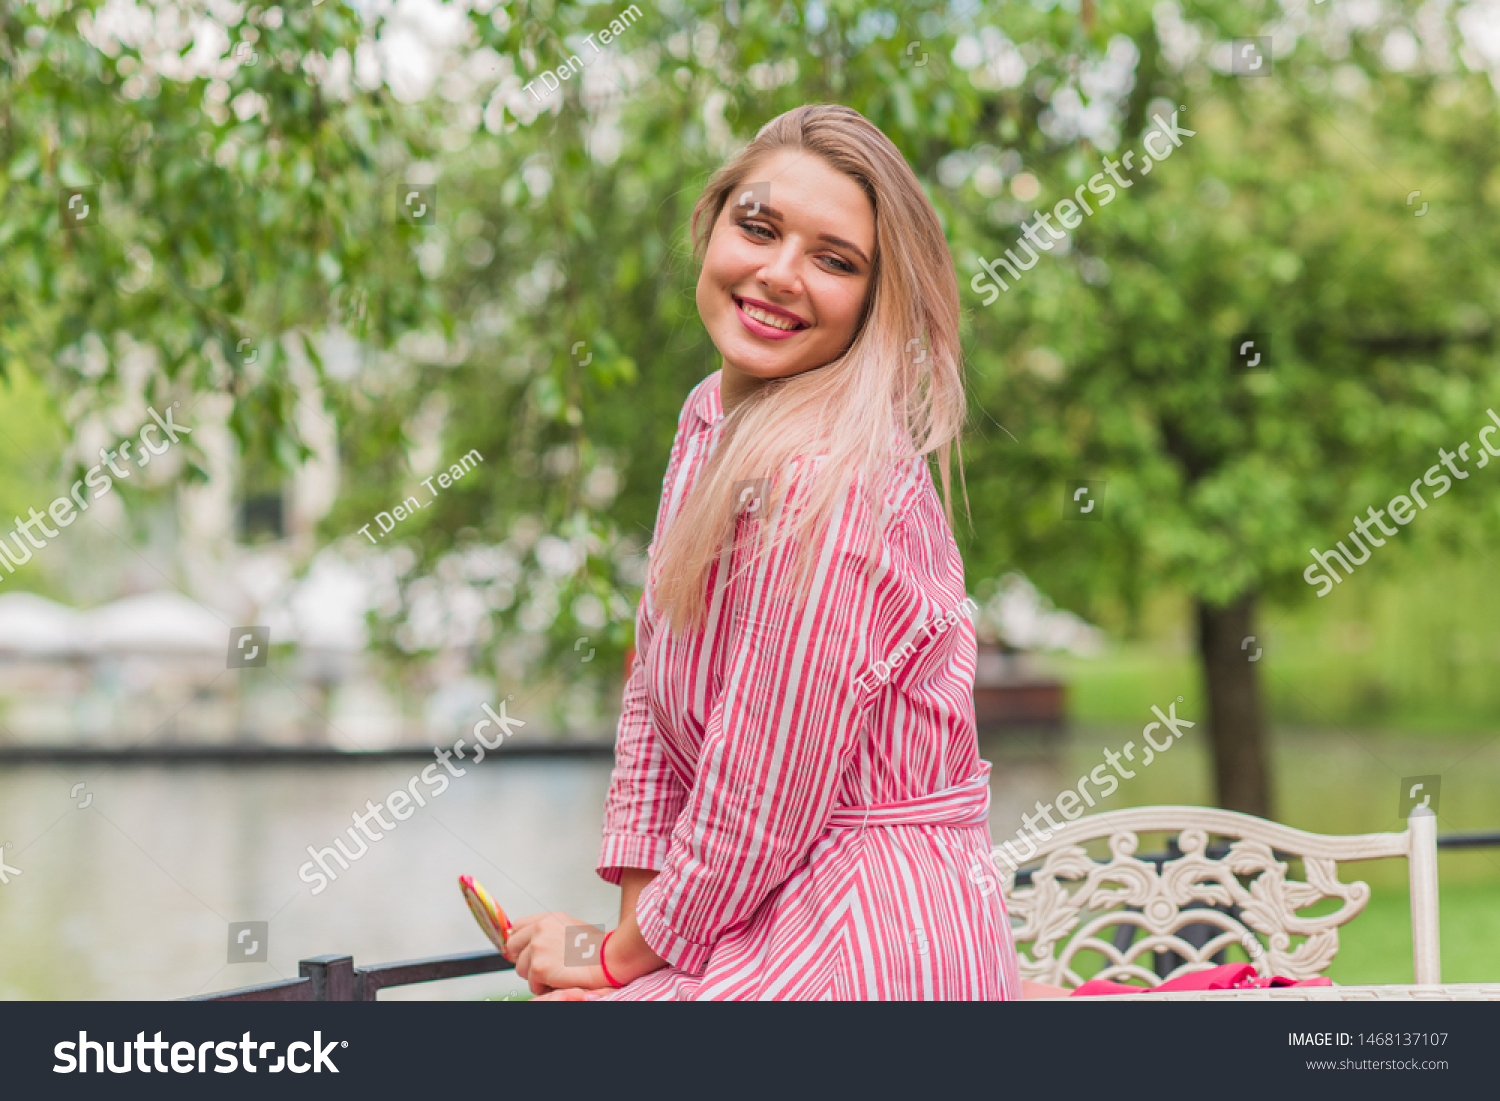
[878,451,934,529]
[673,370,724,435]
[775,446,931,535]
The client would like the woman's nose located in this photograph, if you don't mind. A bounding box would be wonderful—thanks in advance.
[757,244,802,296]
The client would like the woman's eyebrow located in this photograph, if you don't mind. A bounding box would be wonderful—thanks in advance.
[737,201,870,266]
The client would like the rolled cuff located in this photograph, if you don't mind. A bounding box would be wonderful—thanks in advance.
[596,831,672,886]
[634,876,715,974]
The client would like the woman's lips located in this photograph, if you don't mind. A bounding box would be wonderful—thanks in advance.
[733,295,808,340]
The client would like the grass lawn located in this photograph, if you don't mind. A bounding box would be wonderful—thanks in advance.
[1322,879,1500,985]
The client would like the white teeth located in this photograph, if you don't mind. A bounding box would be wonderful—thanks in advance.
[738,300,802,331]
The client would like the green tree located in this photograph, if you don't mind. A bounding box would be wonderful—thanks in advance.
[0,0,449,473]
[7,0,1499,787]
[959,1,1500,814]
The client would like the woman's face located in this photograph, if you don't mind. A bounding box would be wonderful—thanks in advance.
[696,148,876,398]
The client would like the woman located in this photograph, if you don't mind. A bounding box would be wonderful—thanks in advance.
[505,103,1022,1000]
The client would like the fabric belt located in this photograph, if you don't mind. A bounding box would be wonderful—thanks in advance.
[825,763,991,831]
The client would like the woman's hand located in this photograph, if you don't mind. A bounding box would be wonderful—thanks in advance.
[505,911,612,996]
[510,870,671,997]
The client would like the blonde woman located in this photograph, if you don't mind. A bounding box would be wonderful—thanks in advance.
[505,104,1023,1000]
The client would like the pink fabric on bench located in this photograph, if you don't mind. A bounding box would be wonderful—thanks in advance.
[1071,963,1335,996]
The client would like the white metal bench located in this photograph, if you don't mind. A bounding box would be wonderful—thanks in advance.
[997,805,1440,988]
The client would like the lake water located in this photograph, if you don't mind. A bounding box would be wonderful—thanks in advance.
[2,725,1497,999]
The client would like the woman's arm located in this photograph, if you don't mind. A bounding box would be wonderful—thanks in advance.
[594,394,703,883]
[619,867,659,926]
[595,647,687,882]
[505,868,667,994]
[511,384,712,995]
[602,868,668,984]
[631,470,899,975]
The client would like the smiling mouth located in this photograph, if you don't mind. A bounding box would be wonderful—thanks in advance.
[733,296,809,332]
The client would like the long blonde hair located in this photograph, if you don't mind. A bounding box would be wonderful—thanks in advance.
[649,104,969,634]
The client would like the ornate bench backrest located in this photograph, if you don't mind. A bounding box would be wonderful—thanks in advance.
[995,805,1436,988]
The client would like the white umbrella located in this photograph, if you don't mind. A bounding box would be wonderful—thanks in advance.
[0,592,83,656]
[83,592,231,654]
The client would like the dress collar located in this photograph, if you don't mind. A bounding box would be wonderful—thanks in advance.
[690,369,725,429]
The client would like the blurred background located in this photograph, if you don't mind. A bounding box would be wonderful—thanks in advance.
[1,0,1498,999]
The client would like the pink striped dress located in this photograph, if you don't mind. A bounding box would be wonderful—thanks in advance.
[593,371,1020,1000]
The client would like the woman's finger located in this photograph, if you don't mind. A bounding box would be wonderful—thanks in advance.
[506,918,539,961]
[533,955,572,991]
[514,942,534,981]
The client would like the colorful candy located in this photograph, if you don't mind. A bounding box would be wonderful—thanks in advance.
[459,874,513,954]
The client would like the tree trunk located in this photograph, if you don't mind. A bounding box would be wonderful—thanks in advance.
[1195,592,1272,817]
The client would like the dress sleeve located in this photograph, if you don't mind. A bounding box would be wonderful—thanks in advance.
[633,464,898,974]
[594,390,705,884]
[595,598,687,885]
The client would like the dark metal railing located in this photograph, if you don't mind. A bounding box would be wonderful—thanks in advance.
[1431,831,1500,851]
[188,950,515,1002]
[190,832,1500,1001]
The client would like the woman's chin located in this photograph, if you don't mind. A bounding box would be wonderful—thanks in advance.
[720,343,814,381]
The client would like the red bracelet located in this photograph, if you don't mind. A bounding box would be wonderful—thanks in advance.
[599,929,625,988]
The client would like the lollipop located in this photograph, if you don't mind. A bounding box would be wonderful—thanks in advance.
[459,874,513,954]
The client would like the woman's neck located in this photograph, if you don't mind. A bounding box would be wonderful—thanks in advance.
[718,360,764,420]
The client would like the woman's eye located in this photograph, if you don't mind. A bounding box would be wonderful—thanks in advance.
[735,219,858,273]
